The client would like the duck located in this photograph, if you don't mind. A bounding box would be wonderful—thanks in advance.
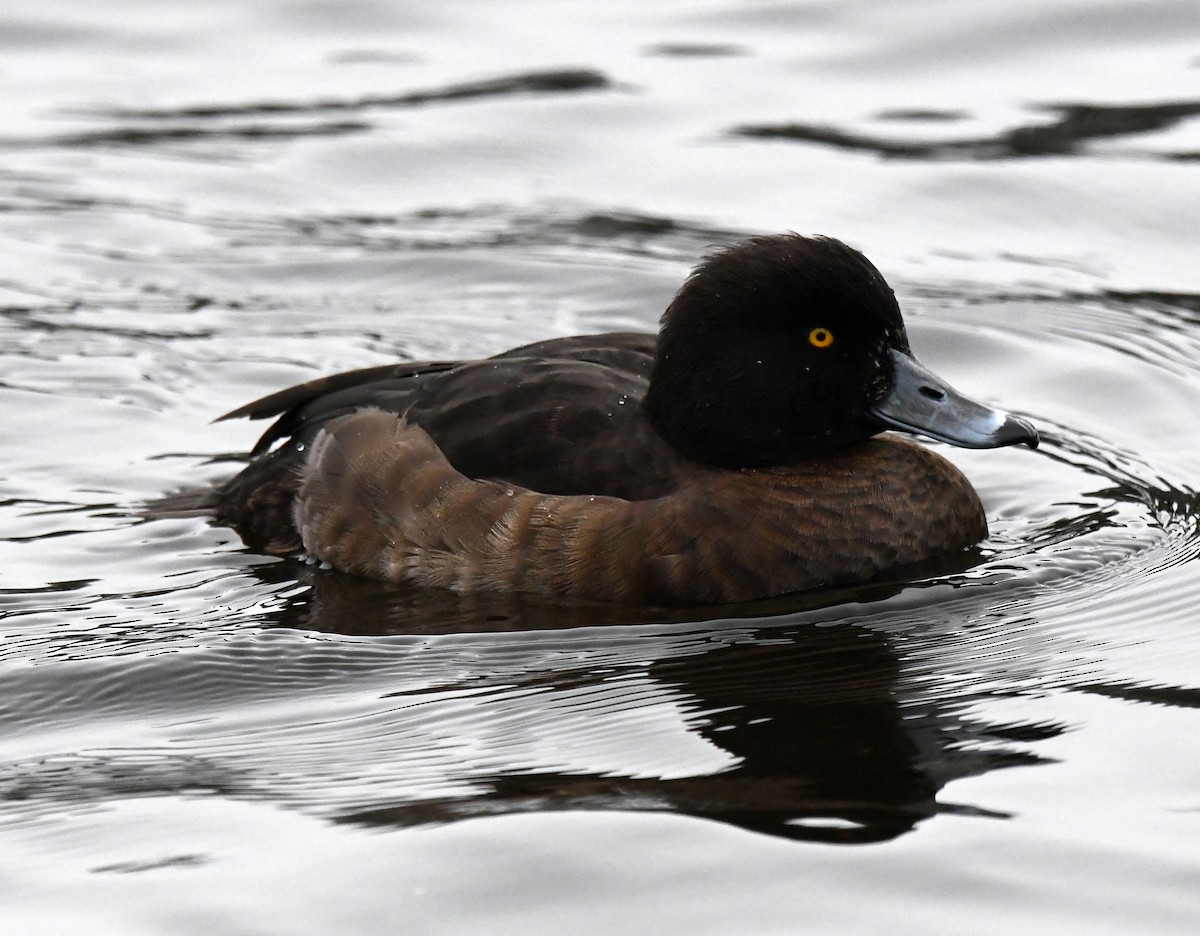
[214,234,1037,605]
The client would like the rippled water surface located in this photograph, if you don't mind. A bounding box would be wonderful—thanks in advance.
[4,1,1200,933]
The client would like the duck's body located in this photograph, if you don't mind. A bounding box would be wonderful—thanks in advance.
[215,235,1037,604]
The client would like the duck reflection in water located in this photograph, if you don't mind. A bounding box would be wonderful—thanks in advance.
[258,572,1063,845]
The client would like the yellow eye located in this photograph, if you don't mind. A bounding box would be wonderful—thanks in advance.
[808,327,834,349]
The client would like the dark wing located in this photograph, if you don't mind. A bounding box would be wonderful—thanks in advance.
[221,332,660,458]
[413,358,678,499]
[214,331,678,552]
[216,360,462,456]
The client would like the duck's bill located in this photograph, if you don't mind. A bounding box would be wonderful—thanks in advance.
[869,349,1039,449]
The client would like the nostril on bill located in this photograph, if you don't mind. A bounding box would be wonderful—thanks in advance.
[919,385,946,401]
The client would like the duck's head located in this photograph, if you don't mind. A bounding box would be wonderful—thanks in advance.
[643,234,1038,467]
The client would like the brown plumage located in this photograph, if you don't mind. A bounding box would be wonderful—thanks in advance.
[294,409,985,605]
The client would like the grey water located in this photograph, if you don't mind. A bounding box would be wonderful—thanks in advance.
[3,1,1200,933]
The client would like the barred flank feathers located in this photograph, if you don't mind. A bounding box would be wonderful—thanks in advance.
[294,408,985,605]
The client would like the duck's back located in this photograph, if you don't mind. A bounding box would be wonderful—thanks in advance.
[216,332,683,552]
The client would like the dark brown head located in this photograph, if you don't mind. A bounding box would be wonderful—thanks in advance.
[643,234,1037,468]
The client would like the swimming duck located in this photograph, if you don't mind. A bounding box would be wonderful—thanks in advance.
[215,234,1037,604]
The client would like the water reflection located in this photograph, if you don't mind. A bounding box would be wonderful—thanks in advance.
[736,99,1200,161]
[23,69,611,152]
[250,569,1062,845]
[100,68,611,120]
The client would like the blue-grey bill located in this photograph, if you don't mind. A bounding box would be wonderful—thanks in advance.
[869,349,1039,449]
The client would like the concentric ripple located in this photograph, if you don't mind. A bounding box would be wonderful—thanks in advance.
[4,265,1200,848]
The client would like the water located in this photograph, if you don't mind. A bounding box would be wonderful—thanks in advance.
[3,0,1200,932]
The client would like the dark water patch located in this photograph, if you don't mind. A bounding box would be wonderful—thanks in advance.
[0,68,615,157]
[735,121,937,158]
[644,42,747,58]
[977,719,1068,743]
[5,301,229,343]
[0,578,96,600]
[0,189,107,215]
[734,99,1200,161]
[876,109,969,122]
[1077,680,1200,710]
[1095,289,1200,321]
[19,120,371,151]
[92,853,209,874]
[91,69,612,121]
